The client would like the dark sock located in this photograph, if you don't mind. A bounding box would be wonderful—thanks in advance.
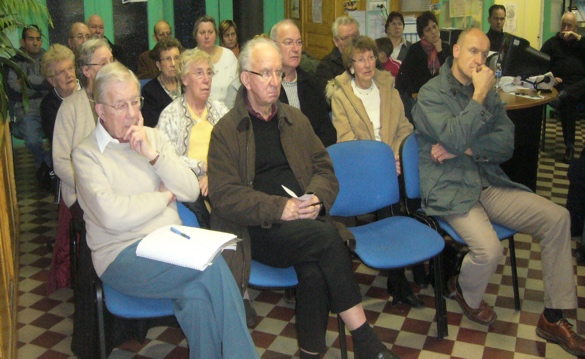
[350,321,386,358]
[543,308,563,323]
[299,350,320,359]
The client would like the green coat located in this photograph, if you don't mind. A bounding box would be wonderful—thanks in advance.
[412,57,530,216]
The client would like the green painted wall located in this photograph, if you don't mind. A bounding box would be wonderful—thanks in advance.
[264,0,285,35]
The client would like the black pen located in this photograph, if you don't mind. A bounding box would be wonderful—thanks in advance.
[309,202,323,207]
[170,226,191,239]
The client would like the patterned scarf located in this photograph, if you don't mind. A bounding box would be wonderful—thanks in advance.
[421,38,440,76]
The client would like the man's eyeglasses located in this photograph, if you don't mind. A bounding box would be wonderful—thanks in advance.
[72,33,91,40]
[100,96,144,114]
[86,59,116,68]
[246,69,285,81]
[281,39,303,47]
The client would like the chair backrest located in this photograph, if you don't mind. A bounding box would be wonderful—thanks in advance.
[328,140,399,217]
[139,78,150,90]
[177,202,200,228]
[400,133,421,200]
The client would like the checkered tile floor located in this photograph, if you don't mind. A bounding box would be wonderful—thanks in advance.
[14,117,584,358]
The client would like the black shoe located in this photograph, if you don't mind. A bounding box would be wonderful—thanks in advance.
[392,293,424,308]
[564,147,575,164]
[576,246,585,265]
[243,299,257,328]
[375,348,401,359]
[283,288,296,304]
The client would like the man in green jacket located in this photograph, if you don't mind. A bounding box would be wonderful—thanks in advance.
[413,28,585,356]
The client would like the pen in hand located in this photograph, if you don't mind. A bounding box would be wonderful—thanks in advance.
[170,227,191,239]
[308,202,323,207]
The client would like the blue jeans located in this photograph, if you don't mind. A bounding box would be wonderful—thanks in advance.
[101,241,259,359]
[13,114,50,169]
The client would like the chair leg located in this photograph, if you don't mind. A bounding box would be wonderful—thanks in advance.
[508,236,521,311]
[432,255,448,339]
[95,280,107,359]
[69,220,78,289]
[337,314,348,359]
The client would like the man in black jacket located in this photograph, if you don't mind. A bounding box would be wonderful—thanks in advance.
[541,12,585,163]
[316,15,359,93]
[272,20,337,147]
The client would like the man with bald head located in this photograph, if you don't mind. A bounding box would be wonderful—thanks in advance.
[413,28,585,356]
[541,12,585,163]
[270,19,336,147]
[136,20,173,79]
[86,14,125,66]
[67,22,91,54]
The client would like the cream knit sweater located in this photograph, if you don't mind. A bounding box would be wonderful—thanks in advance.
[72,125,199,277]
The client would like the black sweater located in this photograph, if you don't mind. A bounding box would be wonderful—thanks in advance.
[395,41,452,96]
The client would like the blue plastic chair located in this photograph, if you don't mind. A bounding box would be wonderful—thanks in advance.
[328,140,448,339]
[400,133,521,310]
[139,78,150,90]
[96,202,199,359]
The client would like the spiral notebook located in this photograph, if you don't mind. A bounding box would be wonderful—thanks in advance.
[136,225,238,271]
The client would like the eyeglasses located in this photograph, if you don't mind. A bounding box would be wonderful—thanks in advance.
[188,69,215,79]
[100,96,144,114]
[246,69,284,81]
[53,65,75,78]
[160,55,180,63]
[72,33,91,40]
[86,58,116,68]
[281,39,303,47]
[352,55,377,65]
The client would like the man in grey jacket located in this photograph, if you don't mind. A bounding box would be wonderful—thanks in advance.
[7,25,51,188]
[413,28,585,356]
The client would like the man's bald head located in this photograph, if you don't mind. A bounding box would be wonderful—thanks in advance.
[87,14,105,39]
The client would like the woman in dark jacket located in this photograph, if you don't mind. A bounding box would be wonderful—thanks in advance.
[141,37,183,127]
[396,11,451,121]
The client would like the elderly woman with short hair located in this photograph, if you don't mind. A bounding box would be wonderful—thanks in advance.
[328,35,426,309]
[40,43,81,294]
[141,37,184,127]
[193,15,238,105]
[72,61,259,359]
[157,49,228,228]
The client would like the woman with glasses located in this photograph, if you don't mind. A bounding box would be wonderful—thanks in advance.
[157,49,228,228]
[40,43,81,295]
[141,37,184,127]
[219,20,240,56]
[328,36,425,309]
[193,15,238,106]
[53,39,114,225]
[395,11,451,121]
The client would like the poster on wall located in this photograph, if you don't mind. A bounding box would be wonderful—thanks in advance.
[503,2,518,33]
[291,0,300,19]
[312,0,322,23]
[450,0,472,17]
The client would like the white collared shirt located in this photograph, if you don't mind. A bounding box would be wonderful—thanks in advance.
[96,119,120,153]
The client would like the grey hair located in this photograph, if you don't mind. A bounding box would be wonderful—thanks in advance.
[76,38,111,87]
[238,37,281,72]
[331,15,359,38]
[269,19,298,41]
[93,62,139,104]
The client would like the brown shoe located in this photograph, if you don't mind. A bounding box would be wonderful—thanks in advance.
[448,276,497,326]
[536,313,585,356]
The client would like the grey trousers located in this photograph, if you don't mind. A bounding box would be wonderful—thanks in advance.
[440,186,577,310]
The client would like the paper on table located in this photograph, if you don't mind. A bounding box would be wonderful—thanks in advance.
[281,185,314,201]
